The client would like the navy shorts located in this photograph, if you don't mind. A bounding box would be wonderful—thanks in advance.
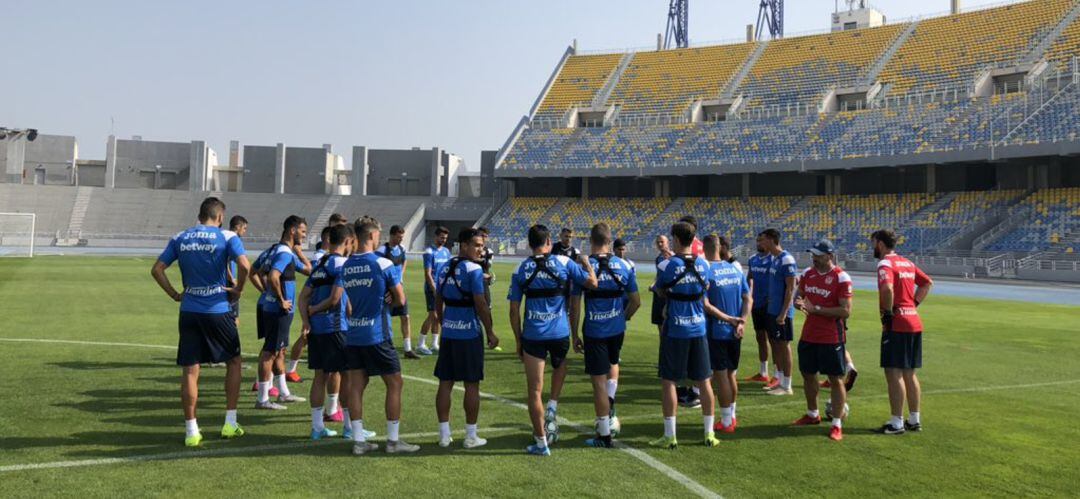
[650,293,667,325]
[256,307,293,352]
[798,341,847,376]
[584,333,624,376]
[308,331,349,373]
[434,336,485,382]
[751,308,769,332]
[424,285,436,312]
[521,337,570,369]
[346,341,401,376]
[659,335,712,382]
[708,337,741,372]
[177,312,241,366]
[766,314,794,341]
[390,300,409,317]
[881,331,922,369]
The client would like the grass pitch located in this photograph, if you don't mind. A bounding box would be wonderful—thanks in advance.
[0,256,1078,498]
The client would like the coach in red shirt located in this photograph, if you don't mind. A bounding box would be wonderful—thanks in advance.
[872,229,934,435]
[792,239,852,441]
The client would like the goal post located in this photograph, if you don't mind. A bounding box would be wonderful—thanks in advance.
[0,213,36,257]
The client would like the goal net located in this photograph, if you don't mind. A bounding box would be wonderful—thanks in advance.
[0,213,36,257]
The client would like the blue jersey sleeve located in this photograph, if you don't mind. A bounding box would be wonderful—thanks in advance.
[740,273,750,295]
[158,237,179,265]
[625,268,639,293]
[466,267,484,296]
[566,260,589,286]
[507,265,524,302]
[227,235,245,260]
[386,263,402,288]
[271,251,292,274]
[781,255,797,278]
[423,251,434,270]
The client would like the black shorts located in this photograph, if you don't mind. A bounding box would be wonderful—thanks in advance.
[229,301,240,319]
[881,331,922,369]
[521,337,570,369]
[390,300,409,317]
[798,341,847,376]
[766,314,794,341]
[256,307,293,352]
[177,312,241,366]
[345,341,401,376]
[584,333,624,376]
[751,308,769,332]
[424,285,436,312]
[658,335,712,382]
[308,332,349,373]
[434,336,485,382]
[650,293,667,326]
[708,337,742,372]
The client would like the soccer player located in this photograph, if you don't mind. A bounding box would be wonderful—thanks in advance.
[704,235,751,435]
[298,224,353,440]
[288,222,348,383]
[477,227,496,310]
[551,227,581,260]
[341,217,420,455]
[570,224,640,448]
[376,225,417,359]
[420,226,452,355]
[652,222,731,449]
[872,229,933,435]
[612,238,634,275]
[746,236,774,383]
[311,226,332,263]
[434,228,500,449]
[760,228,797,396]
[508,224,598,456]
[254,215,312,410]
[791,239,852,441]
[151,196,249,446]
[676,216,705,409]
[651,235,673,335]
[226,215,249,327]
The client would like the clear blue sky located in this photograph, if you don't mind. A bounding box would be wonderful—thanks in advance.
[3,0,1010,172]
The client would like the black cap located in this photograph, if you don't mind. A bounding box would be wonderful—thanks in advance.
[807,239,836,256]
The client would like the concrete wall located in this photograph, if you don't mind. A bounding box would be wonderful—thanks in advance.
[284,147,330,195]
[0,134,78,185]
[480,150,499,197]
[365,148,437,196]
[242,145,278,193]
[76,161,107,187]
[111,138,192,190]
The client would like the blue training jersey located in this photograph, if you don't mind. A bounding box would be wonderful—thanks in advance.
[747,253,771,310]
[706,260,749,341]
[375,243,407,268]
[571,255,638,338]
[339,251,401,346]
[655,255,710,339]
[158,226,245,314]
[306,254,348,334]
[766,250,798,318]
[508,254,590,340]
[256,243,303,314]
[423,245,451,288]
[436,258,485,340]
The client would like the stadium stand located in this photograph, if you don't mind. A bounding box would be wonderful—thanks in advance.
[609,43,755,117]
[1045,10,1080,71]
[983,187,1080,253]
[541,197,670,242]
[905,189,1027,250]
[535,53,623,118]
[0,184,78,237]
[739,24,906,108]
[877,0,1074,94]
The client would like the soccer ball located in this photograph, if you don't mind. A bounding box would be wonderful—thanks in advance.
[610,415,621,437]
[545,420,560,443]
[825,401,850,420]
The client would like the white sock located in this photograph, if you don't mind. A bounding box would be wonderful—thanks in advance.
[774,367,780,379]
[889,415,904,428]
[663,417,677,438]
[606,380,618,400]
[404,338,413,352]
[419,335,428,348]
[721,406,733,427]
[326,394,339,415]
[224,410,237,426]
[909,412,921,425]
[287,360,299,373]
[547,400,558,412]
[775,373,785,387]
[257,381,271,403]
[185,418,199,437]
[597,416,611,437]
[832,417,843,428]
[808,409,820,419]
[781,375,792,390]
[388,420,400,441]
[465,423,478,440]
[276,374,291,397]
[433,334,440,348]
[535,435,548,449]
[703,415,715,434]
[439,421,451,441]
[312,408,325,431]
[691,386,701,396]
[732,402,738,418]
[351,419,366,442]
[342,408,350,423]
[846,361,856,372]
[760,361,769,376]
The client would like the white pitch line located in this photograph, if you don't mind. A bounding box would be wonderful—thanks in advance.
[0,427,520,473]
[0,337,722,498]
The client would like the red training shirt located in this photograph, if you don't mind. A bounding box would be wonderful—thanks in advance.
[798,266,853,344]
[877,253,931,333]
